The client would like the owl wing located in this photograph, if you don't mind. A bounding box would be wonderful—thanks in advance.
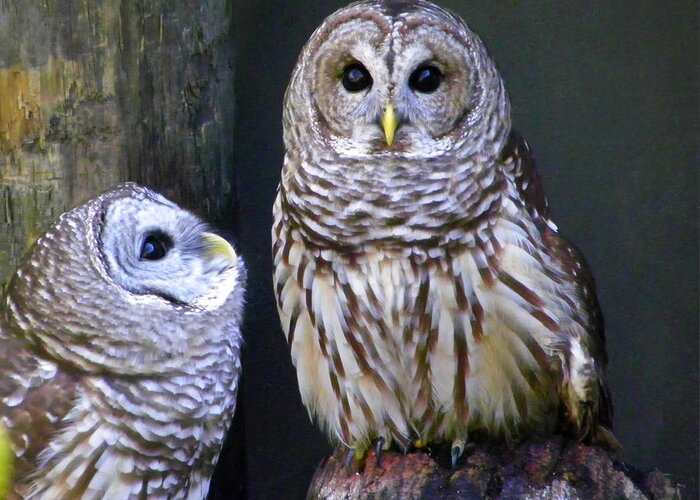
[501,131,550,224]
[0,324,78,496]
[501,131,614,435]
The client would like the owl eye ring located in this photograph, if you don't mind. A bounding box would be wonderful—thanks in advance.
[409,65,443,93]
[341,62,373,92]
[139,232,172,261]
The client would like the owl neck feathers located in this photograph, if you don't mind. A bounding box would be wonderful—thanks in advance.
[280,142,510,254]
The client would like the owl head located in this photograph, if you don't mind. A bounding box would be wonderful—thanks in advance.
[96,184,240,309]
[284,0,511,160]
[4,183,245,375]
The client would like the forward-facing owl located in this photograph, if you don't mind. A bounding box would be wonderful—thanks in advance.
[273,0,618,467]
[0,183,245,498]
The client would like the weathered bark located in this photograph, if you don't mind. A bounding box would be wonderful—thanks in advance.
[0,0,235,291]
[308,437,682,499]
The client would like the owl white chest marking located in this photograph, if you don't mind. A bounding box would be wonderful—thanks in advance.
[274,193,588,449]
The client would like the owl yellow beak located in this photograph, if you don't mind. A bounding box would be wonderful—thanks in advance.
[202,232,238,265]
[381,104,398,146]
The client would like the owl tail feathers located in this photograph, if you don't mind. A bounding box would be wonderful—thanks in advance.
[559,378,621,452]
[561,399,622,452]
[561,387,621,452]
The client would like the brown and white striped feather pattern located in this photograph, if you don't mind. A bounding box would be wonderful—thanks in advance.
[273,134,609,451]
[0,202,244,499]
[0,322,241,499]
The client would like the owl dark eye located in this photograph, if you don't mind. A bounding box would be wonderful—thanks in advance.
[139,232,171,261]
[341,62,372,92]
[409,65,442,93]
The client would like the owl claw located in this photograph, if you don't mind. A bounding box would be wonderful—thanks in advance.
[451,439,476,467]
[343,446,368,475]
[452,444,464,469]
[451,442,463,468]
[374,436,386,467]
[344,448,356,475]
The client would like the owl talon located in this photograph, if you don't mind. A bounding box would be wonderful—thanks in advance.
[374,436,386,467]
[343,446,368,474]
[344,448,356,475]
[451,438,465,468]
[451,439,476,467]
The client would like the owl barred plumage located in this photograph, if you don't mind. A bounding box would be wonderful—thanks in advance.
[273,0,617,466]
[0,183,245,498]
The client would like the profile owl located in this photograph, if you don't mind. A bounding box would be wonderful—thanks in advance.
[273,0,618,467]
[0,183,245,498]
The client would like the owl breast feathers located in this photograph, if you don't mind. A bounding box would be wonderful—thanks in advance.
[273,0,617,465]
[0,183,245,499]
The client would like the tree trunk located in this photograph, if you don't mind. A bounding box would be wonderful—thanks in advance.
[308,437,682,500]
[0,0,236,292]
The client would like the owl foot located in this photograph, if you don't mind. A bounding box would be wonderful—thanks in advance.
[343,436,391,473]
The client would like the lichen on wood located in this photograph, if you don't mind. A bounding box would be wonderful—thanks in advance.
[308,437,682,499]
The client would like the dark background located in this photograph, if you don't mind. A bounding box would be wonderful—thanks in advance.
[223,1,698,499]
[0,1,696,499]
